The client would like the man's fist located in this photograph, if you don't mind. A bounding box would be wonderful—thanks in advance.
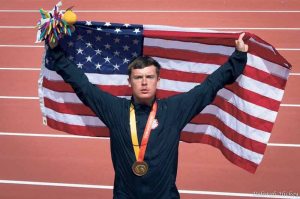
[235,32,248,52]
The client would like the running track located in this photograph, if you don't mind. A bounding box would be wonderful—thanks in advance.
[0,0,299,198]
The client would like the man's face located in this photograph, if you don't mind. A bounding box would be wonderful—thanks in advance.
[128,65,160,105]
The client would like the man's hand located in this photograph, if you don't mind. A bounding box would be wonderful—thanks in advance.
[235,32,248,52]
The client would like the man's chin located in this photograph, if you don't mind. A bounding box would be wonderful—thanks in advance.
[134,95,155,105]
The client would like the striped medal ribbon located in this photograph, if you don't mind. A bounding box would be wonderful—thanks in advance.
[129,101,157,176]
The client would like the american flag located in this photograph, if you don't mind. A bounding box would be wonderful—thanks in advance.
[39,21,291,173]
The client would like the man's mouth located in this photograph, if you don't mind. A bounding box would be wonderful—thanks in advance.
[141,89,149,94]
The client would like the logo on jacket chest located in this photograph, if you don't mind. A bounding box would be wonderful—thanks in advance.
[151,119,159,130]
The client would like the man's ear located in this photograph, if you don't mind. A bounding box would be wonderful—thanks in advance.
[128,77,132,87]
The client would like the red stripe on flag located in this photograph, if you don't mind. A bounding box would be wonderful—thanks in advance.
[243,66,287,90]
[44,97,96,116]
[144,30,239,46]
[144,46,228,65]
[180,132,258,173]
[160,68,208,83]
[46,117,110,137]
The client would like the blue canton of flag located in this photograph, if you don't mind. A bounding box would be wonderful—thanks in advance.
[45,21,144,74]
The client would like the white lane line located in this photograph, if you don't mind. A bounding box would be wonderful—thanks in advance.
[0,96,39,100]
[280,104,300,107]
[267,143,300,147]
[0,9,300,13]
[0,67,40,71]
[0,26,36,28]
[1,26,300,30]
[0,132,108,139]
[0,180,113,189]
[1,68,300,76]
[0,132,299,148]
[0,45,43,48]
[0,180,299,198]
[277,48,300,51]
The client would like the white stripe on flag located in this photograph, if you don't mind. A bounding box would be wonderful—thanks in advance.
[144,25,235,33]
[43,87,83,104]
[154,57,220,74]
[158,79,197,92]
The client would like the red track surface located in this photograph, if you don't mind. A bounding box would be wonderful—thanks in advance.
[0,0,299,198]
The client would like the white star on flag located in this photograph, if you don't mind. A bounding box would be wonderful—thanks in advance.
[86,56,92,62]
[132,52,138,57]
[133,39,139,45]
[123,58,130,64]
[95,49,102,55]
[77,35,83,40]
[77,62,83,68]
[104,22,111,26]
[68,41,74,47]
[104,43,111,49]
[76,48,83,54]
[133,28,140,34]
[113,63,120,70]
[95,63,102,70]
[86,43,93,48]
[123,45,129,51]
[104,56,111,63]
[85,21,92,26]
[96,36,102,41]
[114,28,122,33]
[114,51,120,56]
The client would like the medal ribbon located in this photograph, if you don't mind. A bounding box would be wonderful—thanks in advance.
[130,101,157,162]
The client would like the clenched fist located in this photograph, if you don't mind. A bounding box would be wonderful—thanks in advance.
[235,32,248,52]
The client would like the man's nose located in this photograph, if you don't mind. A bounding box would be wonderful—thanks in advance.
[142,76,147,85]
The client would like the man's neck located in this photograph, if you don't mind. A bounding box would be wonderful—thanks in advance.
[133,96,155,107]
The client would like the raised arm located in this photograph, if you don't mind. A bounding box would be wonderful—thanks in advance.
[46,44,124,128]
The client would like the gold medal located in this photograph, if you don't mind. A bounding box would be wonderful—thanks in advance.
[132,161,148,176]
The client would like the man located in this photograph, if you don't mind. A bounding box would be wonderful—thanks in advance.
[47,33,248,199]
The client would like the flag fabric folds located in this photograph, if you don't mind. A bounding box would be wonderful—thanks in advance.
[39,21,291,173]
